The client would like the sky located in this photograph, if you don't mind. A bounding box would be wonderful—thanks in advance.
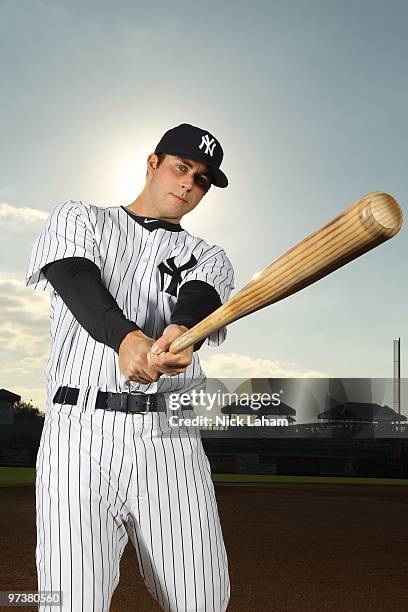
[1,0,407,410]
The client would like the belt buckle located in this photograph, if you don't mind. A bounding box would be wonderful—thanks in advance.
[138,395,151,415]
[126,382,151,415]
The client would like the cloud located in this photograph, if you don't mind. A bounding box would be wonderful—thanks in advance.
[0,204,49,406]
[1,355,49,382]
[201,352,329,378]
[0,202,49,278]
[0,275,50,408]
[0,277,49,352]
[0,202,48,224]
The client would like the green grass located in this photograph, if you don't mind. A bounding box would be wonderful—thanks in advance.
[0,467,35,487]
[1,466,407,488]
[211,473,408,486]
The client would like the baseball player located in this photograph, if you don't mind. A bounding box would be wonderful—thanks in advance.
[26,123,234,612]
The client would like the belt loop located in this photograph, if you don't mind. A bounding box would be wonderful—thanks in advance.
[48,380,61,413]
[161,393,169,416]
[120,392,129,412]
[83,386,98,414]
[76,386,89,413]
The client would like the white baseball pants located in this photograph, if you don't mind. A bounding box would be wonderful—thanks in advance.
[35,391,230,612]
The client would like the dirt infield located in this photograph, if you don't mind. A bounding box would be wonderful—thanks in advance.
[1,483,408,611]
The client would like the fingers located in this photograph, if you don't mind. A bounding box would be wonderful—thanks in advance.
[149,326,192,370]
[121,351,179,383]
[146,353,180,376]
[145,352,187,377]
[128,372,160,384]
[132,376,151,384]
[120,325,192,382]
[150,326,175,355]
[151,324,189,356]
[150,336,169,356]
[154,366,185,376]
[121,358,161,384]
[149,349,191,370]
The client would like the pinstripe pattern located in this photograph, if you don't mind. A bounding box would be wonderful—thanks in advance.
[36,398,230,611]
[28,200,233,611]
[26,201,234,395]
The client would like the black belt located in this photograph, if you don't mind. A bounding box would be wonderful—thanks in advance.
[53,386,166,414]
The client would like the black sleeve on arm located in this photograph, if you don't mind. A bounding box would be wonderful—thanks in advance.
[170,280,222,351]
[42,257,140,353]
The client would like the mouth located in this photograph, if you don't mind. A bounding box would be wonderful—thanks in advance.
[170,193,188,204]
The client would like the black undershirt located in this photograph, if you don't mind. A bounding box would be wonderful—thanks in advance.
[42,257,222,353]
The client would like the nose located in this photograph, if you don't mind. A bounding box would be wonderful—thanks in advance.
[180,173,194,191]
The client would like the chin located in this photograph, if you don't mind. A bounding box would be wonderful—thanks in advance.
[159,209,182,222]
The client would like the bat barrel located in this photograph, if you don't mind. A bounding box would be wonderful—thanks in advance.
[169,192,403,354]
[362,192,402,236]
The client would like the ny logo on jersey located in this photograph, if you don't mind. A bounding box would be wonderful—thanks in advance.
[199,134,216,157]
[158,254,198,297]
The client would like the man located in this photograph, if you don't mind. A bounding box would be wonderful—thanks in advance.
[26,123,234,612]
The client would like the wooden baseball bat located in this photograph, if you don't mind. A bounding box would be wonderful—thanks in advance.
[169,192,403,354]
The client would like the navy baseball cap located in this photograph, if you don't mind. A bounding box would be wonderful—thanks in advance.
[154,123,228,188]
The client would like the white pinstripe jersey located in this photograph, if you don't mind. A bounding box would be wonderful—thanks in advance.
[26,200,234,396]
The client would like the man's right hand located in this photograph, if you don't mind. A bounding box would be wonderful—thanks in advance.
[118,330,161,384]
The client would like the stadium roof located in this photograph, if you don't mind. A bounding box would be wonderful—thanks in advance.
[0,389,21,402]
[222,400,296,416]
[318,402,406,422]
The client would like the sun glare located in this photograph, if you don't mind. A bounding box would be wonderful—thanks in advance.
[116,146,150,203]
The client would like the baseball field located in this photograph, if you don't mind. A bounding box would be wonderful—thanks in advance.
[1,468,408,611]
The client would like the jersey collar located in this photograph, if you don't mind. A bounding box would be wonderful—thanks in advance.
[121,207,184,232]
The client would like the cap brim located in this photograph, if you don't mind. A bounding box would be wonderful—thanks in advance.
[210,167,228,188]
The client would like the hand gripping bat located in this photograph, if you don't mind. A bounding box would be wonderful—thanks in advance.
[169,192,403,354]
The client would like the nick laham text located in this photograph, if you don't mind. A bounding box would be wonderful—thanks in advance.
[169,415,289,427]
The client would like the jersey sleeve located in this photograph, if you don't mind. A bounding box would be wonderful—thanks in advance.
[178,245,235,346]
[25,200,100,292]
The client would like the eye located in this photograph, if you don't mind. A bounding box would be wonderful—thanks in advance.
[176,164,188,172]
[196,174,210,188]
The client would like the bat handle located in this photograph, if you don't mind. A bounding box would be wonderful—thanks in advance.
[169,329,200,354]
[169,305,231,353]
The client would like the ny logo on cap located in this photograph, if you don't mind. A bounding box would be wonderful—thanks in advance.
[158,254,198,297]
[199,134,216,157]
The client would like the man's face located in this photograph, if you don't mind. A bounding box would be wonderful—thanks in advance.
[147,154,212,222]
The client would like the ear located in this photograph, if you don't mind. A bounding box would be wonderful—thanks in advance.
[147,153,159,177]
